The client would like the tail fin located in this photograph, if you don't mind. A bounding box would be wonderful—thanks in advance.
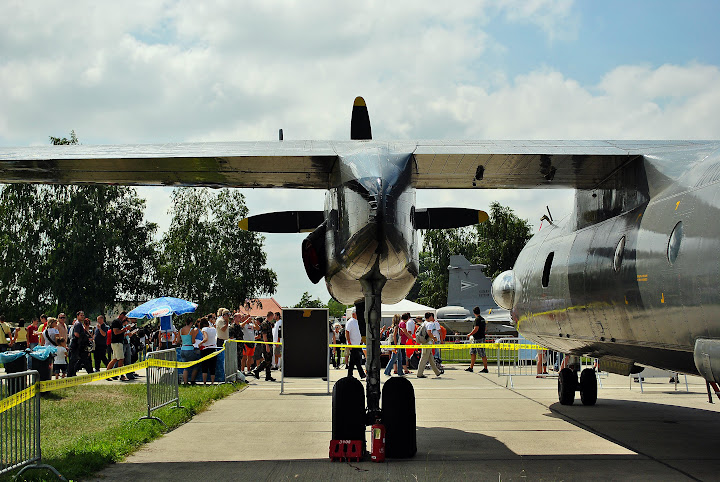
[351,96,372,140]
[447,255,495,309]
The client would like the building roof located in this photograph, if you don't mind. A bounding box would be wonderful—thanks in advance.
[237,298,284,319]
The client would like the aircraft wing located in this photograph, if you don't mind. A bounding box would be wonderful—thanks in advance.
[0,140,340,188]
[0,139,717,189]
[411,140,720,189]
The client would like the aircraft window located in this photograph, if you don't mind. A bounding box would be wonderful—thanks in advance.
[542,252,554,288]
[667,221,683,265]
[613,236,626,272]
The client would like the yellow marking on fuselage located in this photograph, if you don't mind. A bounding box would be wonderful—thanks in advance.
[675,201,681,211]
[637,274,648,282]
[661,293,665,303]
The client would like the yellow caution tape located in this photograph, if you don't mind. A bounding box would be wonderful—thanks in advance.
[1,348,228,413]
[1,340,543,413]
[0,383,39,413]
[226,339,280,346]
[329,343,544,350]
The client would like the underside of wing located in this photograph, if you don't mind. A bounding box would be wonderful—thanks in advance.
[411,140,720,189]
[0,141,339,188]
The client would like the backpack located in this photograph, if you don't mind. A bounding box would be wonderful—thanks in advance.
[416,322,430,344]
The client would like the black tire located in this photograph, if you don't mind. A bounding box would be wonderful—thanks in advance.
[332,376,365,442]
[579,368,598,406]
[382,377,417,458]
[558,367,576,405]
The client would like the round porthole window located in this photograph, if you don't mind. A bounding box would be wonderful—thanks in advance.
[667,221,683,265]
[613,236,625,272]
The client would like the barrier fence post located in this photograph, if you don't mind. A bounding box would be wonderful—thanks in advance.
[139,348,185,427]
[223,341,240,384]
[1,370,65,481]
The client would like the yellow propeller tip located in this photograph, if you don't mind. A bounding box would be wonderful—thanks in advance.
[238,218,249,231]
[353,96,366,107]
[478,211,489,223]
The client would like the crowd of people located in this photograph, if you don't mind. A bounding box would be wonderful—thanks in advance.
[0,307,286,385]
[0,311,147,380]
[1,305,489,384]
[172,309,283,384]
[331,307,487,379]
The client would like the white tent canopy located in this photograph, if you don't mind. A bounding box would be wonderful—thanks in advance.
[344,299,436,324]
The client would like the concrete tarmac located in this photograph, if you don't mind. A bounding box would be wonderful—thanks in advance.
[93,365,720,481]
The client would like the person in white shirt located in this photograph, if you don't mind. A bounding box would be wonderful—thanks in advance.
[406,316,416,339]
[272,312,282,368]
[215,308,230,348]
[240,315,257,374]
[345,313,365,379]
[416,313,442,378]
[199,317,218,384]
[43,318,59,347]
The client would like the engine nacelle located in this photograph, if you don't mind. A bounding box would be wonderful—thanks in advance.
[491,270,516,311]
[302,223,327,284]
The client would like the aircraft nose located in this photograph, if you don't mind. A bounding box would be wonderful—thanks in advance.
[492,270,516,310]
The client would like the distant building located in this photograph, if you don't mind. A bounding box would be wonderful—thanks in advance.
[238,298,283,318]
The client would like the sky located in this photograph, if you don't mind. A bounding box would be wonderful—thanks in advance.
[1,0,719,307]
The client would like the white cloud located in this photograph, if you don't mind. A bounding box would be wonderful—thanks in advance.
[1,2,717,306]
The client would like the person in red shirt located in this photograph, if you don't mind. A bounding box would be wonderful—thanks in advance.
[26,317,40,349]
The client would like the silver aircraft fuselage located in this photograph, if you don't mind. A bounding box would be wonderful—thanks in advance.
[493,144,720,377]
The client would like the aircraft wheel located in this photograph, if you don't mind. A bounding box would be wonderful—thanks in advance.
[332,376,366,442]
[579,368,598,406]
[382,377,417,458]
[558,368,576,405]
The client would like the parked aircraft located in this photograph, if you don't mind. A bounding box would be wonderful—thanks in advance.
[2,96,719,451]
[491,139,720,406]
[436,255,515,336]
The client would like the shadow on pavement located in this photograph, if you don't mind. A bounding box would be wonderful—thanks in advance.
[91,425,678,481]
[548,398,720,480]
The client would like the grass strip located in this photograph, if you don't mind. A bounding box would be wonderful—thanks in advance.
[10,382,243,481]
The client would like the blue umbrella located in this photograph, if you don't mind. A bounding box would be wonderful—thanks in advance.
[127,297,198,320]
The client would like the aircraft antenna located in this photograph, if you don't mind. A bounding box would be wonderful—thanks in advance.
[279,129,284,141]
[546,206,554,223]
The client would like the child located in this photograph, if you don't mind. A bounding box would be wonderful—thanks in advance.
[54,337,68,379]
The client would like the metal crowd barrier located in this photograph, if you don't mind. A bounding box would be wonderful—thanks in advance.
[223,341,241,383]
[139,348,184,426]
[441,334,504,364]
[0,370,65,481]
[496,337,605,388]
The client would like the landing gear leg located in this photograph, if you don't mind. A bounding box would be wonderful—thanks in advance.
[360,277,385,422]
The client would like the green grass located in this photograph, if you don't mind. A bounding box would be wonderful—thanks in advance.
[9,382,243,481]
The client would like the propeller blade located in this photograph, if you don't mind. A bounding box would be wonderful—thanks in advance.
[414,208,488,229]
[238,211,325,233]
[351,96,372,140]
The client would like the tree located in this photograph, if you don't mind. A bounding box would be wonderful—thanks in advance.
[157,187,277,314]
[415,202,532,308]
[416,228,477,308]
[474,202,533,278]
[0,132,159,318]
[49,129,78,146]
[293,291,325,308]
[327,298,350,318]
[43,184,159,313]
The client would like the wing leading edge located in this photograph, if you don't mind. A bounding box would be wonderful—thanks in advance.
[0,139,717,190]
